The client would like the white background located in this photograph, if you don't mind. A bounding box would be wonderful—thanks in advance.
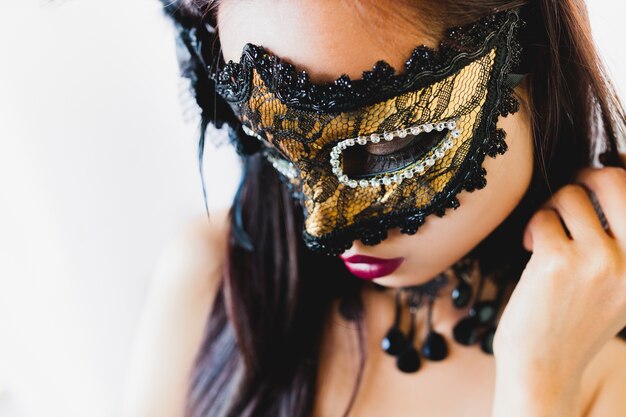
[0,1,624,417]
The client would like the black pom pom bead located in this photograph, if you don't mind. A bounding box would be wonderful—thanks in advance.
[452,316,479,345]
[396,344,421,373]
[469,300,498,325]
[421,331,449,361]
[381,326,407,356]
[451,279,472,308]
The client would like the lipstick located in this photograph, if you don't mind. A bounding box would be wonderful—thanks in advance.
[340,254,404,280]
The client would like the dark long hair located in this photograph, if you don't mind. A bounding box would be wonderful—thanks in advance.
[160,1,626,416]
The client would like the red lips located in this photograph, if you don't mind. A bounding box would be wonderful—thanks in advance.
[339,254,404,280]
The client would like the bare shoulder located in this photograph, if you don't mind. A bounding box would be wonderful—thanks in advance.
[153,208,231,297]
[121,208,231,417]
[581,336,626,417]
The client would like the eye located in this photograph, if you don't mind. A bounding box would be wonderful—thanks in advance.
[342,129,448,177]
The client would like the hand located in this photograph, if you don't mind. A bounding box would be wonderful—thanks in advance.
[492,164,626,385]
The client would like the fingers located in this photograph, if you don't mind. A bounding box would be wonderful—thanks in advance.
[523,207,570,252]
[576,167,626,241]
[543,183,609,242]
[524,166,626,252]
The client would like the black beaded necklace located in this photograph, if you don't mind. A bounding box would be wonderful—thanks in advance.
[376,256,509,373]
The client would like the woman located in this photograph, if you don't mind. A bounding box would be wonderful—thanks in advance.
[123,0,626,416]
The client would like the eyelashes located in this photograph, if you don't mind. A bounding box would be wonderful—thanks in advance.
[342,130,448,177]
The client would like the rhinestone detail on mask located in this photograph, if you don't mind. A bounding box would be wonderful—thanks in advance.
[329,119,460,188]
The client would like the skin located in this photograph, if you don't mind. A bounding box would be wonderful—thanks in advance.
[122,1,626,416]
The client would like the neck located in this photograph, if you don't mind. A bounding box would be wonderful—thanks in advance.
[348,256,508,333]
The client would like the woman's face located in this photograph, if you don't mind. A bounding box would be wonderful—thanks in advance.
[218,1,534,287]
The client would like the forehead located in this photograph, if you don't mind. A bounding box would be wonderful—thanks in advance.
[217,0,442,84]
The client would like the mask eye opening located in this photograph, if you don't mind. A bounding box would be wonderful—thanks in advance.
[329,119,460,189]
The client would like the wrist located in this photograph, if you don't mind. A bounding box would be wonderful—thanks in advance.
[492,360,583,417]
[494,353,585,389]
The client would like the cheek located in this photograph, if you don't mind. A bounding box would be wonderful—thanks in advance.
[357,108,534,284]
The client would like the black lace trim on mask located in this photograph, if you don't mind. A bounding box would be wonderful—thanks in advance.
[301,10,524,256]
[214,10,521,114]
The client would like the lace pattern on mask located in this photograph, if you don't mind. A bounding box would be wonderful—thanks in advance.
[213,10,523,255]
